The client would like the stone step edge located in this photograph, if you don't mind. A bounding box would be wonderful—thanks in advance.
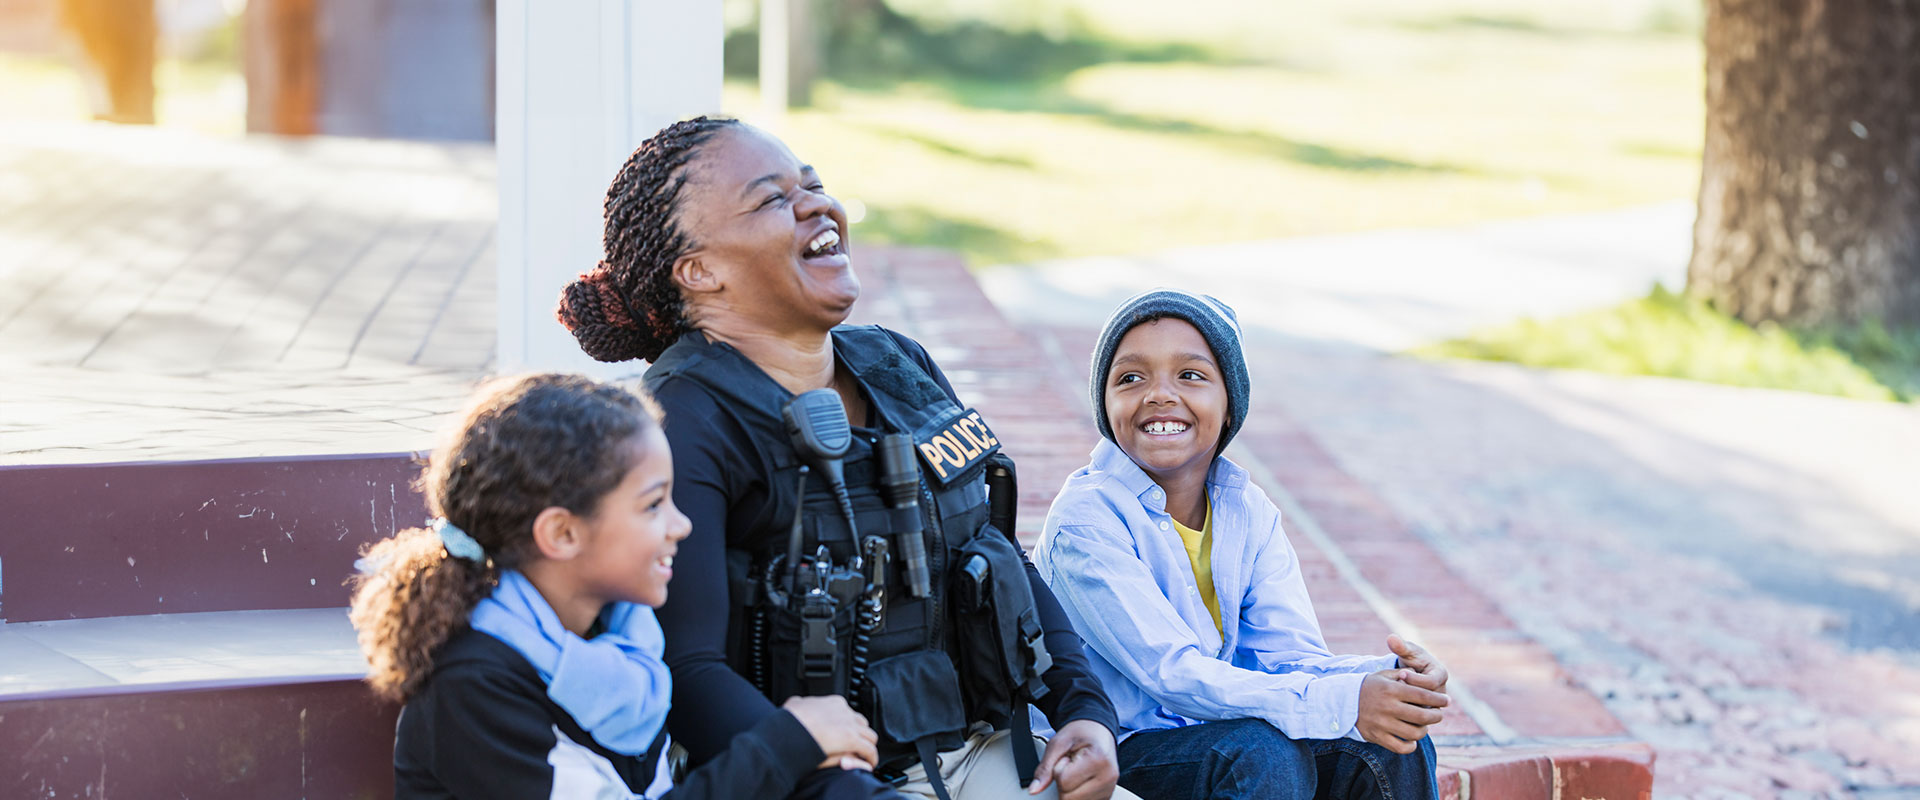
[0,671,369,703]
[1438,741,1655,800]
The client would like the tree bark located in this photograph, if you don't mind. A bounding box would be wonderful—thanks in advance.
[759,0,818,110]
[58,0,156,124]
[1689,0,1920,326]
[243,0,320,135]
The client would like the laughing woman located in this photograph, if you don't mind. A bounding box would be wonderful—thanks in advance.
[555,117,1134,800]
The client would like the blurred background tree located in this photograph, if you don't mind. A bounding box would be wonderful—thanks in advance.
[1688,0,1920,327]
[57,0,157,123]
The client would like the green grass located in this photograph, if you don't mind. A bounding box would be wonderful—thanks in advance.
[0,11,245,135]
[720,0,1706,264]
[0,52,245,135]
[1417,286,1920,402]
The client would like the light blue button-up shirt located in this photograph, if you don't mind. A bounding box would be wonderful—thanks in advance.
[1033,439,1397,742]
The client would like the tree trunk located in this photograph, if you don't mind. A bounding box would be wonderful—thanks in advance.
[243,0,320,135]
[759,0,818,110]
[58,0,156,124]
[1689,0,1920,327]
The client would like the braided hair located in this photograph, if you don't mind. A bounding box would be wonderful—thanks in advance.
[557,116,742,363]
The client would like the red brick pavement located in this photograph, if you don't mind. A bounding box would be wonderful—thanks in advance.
[847,246,1100,545]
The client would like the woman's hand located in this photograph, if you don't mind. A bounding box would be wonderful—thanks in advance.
[782,695,878,771]
[1029,719,1120,800]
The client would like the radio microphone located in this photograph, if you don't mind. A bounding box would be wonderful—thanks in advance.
[783,389,860,559]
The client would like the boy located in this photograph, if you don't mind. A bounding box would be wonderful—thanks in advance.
[1033,289,1449,800]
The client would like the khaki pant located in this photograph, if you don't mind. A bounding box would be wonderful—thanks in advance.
[894,727,1146,800]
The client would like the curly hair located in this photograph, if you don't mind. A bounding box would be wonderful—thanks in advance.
[556,116,743,363]
[348,373,664,703]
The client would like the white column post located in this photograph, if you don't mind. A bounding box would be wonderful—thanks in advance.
[496,0,724,374]
[758,0,790,117]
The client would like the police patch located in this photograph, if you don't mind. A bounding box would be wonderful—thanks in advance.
[913,407,1001,485]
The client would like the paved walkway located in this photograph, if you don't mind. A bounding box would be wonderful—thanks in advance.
[978,201,1694,353]
[1,123,495,463]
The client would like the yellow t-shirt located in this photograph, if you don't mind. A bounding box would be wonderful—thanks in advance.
[1171,504,1221,636]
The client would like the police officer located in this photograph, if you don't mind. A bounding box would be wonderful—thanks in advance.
[557,117,1131,800]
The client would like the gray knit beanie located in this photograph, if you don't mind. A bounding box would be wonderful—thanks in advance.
[1090,289,1250,452]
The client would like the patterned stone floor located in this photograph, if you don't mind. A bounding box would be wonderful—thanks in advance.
[1,122,496,464]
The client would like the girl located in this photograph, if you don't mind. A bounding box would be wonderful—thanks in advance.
[350,373,879,799]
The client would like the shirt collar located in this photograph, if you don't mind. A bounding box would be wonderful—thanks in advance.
[1089,438,1248,508]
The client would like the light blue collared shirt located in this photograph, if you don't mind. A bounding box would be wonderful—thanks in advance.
[1033,439,1397,741]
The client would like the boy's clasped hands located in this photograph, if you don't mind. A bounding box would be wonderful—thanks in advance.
[1357,634,1451,755]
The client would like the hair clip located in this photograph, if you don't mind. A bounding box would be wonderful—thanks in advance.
[352,553,392,575]
[434,518,486,562]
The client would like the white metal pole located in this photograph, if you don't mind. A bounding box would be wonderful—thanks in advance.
[759,0,790,120]
[496,0,724,374]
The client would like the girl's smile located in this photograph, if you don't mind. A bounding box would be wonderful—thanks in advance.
[574,427,692,610]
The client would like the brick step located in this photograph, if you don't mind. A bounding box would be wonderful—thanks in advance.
[1440,743,1655,800]
[1,455,414,798]
[4,674,393,799]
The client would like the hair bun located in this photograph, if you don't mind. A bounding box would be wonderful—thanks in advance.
[556,268,649,362]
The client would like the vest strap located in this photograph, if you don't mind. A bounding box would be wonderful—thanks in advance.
[1012,696,1039,788]
[916,737,954,800]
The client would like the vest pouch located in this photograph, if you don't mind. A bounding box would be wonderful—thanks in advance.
[947,524,1053,728]
[861,650,967,748]
[862,649,968,791]
[762,592,855,701]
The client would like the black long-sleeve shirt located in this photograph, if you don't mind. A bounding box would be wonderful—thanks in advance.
[650,328,1118,768]
[394,629,823,799]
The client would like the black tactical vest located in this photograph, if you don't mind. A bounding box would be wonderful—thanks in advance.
[645,326,1045,785]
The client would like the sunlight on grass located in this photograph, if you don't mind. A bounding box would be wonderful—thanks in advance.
[1417,287,1920,402]
[0,52,245,135]
[728,4,1703,265]
[0,54,89,122]
[885,0,1701,63]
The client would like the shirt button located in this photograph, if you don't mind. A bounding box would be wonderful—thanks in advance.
[1158,521,1169,531]
[1151,489,1162,500]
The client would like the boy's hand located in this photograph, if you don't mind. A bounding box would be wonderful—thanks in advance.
[1388,634,1450,696]
[1357,669,1448,754]
[1030,719,1120,800]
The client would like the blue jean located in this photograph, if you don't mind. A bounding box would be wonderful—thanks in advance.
[1116,718,1439,800]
